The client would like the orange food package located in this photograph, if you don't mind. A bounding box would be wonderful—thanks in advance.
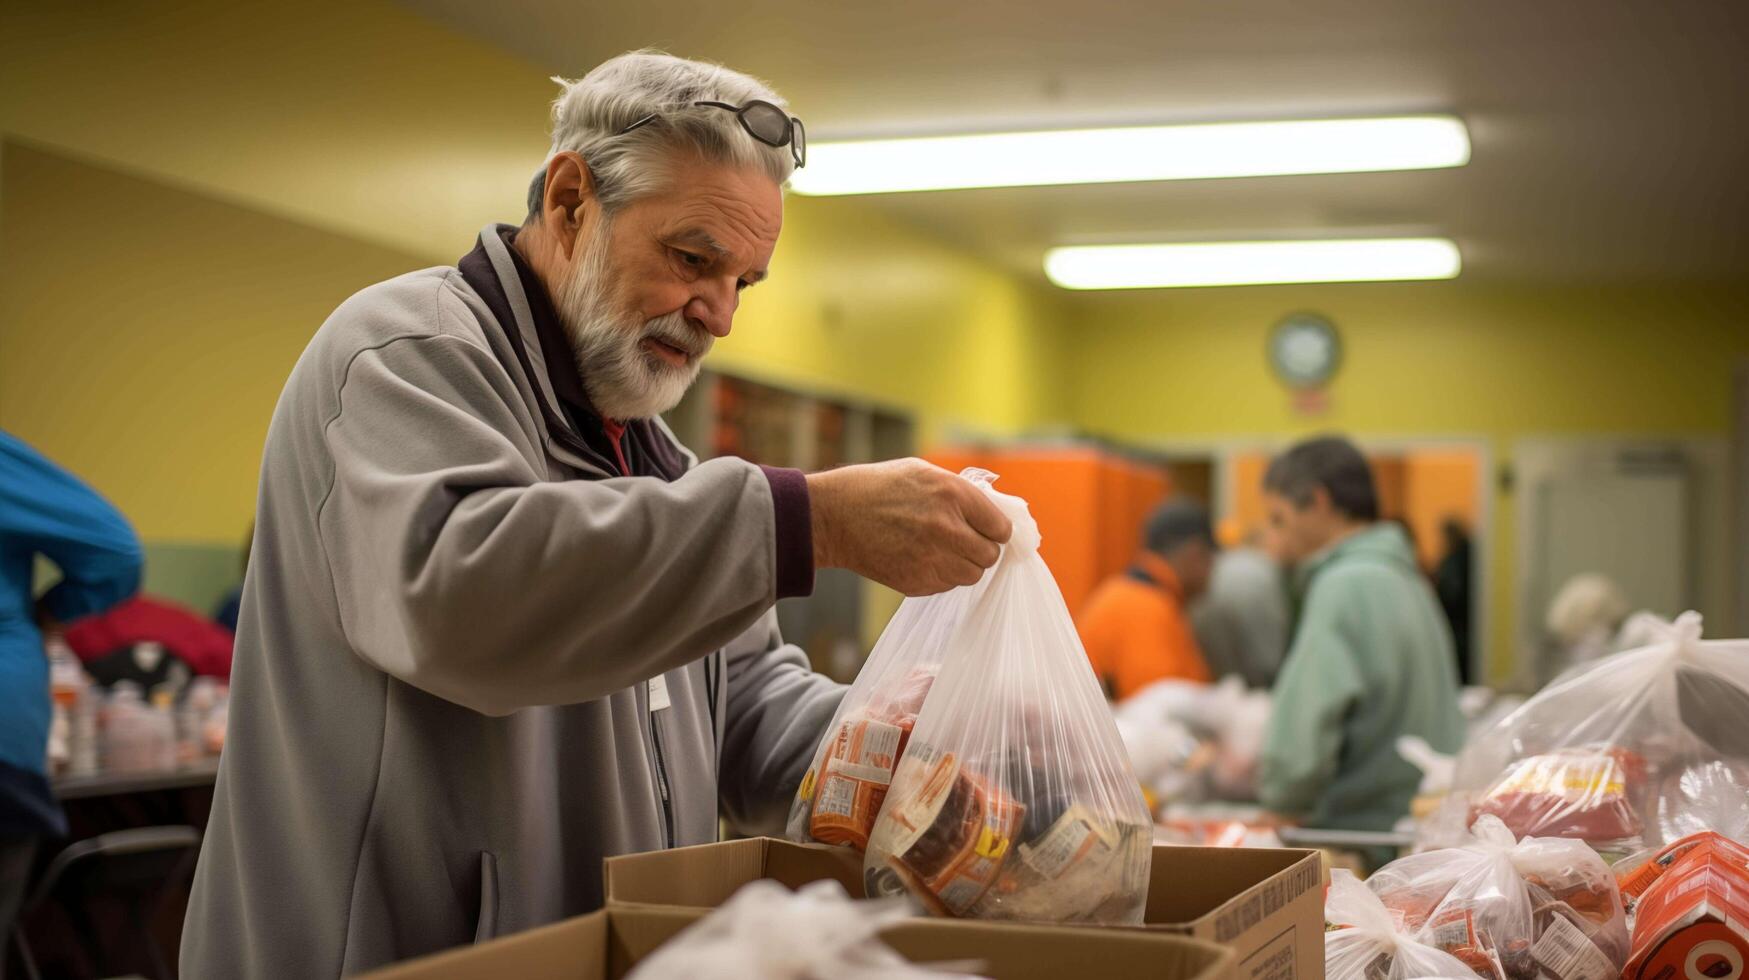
[1471,748,1646,851]
[806,715,910,849]
[875,750,1025,917]
[790,664,941,851]
[1623,832,1749,980]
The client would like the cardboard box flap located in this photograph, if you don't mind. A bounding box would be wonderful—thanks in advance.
[1143,846,1322,931]
[604,837,865,908]
[603,838,1323,979]
[360,906,704,980]
[363,904,1232,980]
[882,918,1232,980]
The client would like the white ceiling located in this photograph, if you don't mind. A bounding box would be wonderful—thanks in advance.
[400,0,1749,286]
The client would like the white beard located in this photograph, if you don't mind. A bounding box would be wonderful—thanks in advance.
[553,221,713,421]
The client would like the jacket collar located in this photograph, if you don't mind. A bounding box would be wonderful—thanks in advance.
[1292,522,1414,594]
[457,224,687,481]
[1126,551,1184,600]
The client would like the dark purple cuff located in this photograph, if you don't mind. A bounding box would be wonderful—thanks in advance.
[760,466,815,599]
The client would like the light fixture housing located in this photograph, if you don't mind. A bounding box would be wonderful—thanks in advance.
[789,115,1469,196]
[1043,237,1463,290]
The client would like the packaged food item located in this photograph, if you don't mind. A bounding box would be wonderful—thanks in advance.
[873,748,1026,917]
[1325,869,1486,980]
[1621,832,1749,980]
[1367,817,1629,980]
[1435,612,1749,857]
[863,474,1152,925]
[802,666,939,850]
[1471,747,1647,855]
[789,475,1000,851]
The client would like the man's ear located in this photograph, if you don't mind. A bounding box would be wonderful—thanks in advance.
[540,151,597,257]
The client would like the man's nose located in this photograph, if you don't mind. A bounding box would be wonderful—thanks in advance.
[685,285,737,339]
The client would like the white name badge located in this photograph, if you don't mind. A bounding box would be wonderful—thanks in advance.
[648,674,671,712]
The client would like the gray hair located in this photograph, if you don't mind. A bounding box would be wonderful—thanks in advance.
[527,50,795,219]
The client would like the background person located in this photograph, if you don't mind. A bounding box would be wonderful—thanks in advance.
[1256,435,1464,832]
[1077,497,1218,700]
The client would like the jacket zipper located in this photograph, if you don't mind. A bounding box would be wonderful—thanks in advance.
[650,707,675,848]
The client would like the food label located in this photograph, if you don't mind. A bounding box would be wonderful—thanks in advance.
[1494,754,1625,801]
[824,718,903,785]
[884,750,959,858]
[1531,914,1616,980]
[814,773,858,820]
[1425,907,1479,952]
[1018,805,1114,880]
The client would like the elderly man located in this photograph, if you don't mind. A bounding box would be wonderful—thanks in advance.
[182,52,1010,977]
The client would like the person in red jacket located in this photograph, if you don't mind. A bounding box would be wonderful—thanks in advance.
[1076,498,1218,701]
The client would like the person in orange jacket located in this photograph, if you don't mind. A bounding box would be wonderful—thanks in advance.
[1076,498,1218,701]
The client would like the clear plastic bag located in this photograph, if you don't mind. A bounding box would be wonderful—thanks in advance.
[1115,676,1271,802]
[1437,612,1749,857]
[787,471,1000,850]
[625,880,986,980]
[1325,869,1485,980]
[862,474,1152,924]
[1369,816,1629,979]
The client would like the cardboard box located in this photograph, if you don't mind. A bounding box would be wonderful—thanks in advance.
[359,900,1233,980]
[1623,832,1749,980]
[605,838,1323,980]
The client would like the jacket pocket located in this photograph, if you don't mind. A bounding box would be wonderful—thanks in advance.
[473,851,499,943]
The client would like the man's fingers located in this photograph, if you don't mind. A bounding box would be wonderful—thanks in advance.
[960,528,1001,569]
[956,483,1013,544]
[947,557,986,588]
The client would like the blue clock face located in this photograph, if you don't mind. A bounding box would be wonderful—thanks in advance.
[1269,313,1342,389]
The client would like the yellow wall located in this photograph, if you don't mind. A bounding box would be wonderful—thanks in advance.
[1067,282,1749,680]
[721,195,1068,445]
[0,0,1067,547]
[0,142,433,544]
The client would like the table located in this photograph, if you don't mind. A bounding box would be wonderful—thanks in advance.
[30,760,221,978]
[52,757,221,800]
[1275,826,1419,851]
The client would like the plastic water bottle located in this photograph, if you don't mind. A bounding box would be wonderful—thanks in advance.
[47,638,87,775]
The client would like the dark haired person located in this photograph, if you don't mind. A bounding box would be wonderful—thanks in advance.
[1076,498,1217,700]
[1256,435,1463,832]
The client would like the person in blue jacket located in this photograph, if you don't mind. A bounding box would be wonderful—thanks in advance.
[0,429,142,965]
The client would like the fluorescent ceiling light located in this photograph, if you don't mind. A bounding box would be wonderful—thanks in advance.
[789,116,1469,196]
[1043,238,1462,289]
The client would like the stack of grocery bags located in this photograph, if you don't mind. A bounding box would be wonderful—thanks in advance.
[1326,611,1749,979]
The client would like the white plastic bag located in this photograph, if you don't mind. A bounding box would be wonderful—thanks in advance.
[1438,612,1749,857]
[625,880,986,980]
[1325,869,1484,980]
[787,470,997,850]
[1368,816,1629,979]
[1114,675,1271,802]
[862,474,1152,924]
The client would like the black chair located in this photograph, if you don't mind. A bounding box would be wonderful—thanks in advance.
[12,825,201,980]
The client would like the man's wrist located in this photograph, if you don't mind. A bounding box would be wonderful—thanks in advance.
[805,470,839,570]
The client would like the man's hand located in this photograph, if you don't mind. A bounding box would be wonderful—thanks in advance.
[806,459,1013,597]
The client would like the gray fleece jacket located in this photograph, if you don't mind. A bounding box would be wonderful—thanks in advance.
[181,225,844,977]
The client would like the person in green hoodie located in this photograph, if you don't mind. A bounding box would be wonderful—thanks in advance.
[1257,435,1464,833]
